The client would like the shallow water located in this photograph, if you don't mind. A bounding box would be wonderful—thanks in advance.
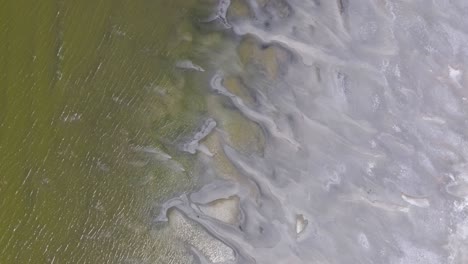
[2,0,468,263]
[0,1,212,263]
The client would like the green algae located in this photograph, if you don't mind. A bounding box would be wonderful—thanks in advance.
[0,0,216,263]
[227,0,251,20]
[238,35,292,80]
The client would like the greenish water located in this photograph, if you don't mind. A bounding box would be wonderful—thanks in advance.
[0,0,213,262]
